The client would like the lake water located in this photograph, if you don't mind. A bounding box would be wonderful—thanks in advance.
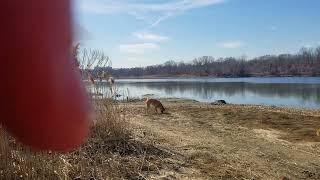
[92,77,320,109]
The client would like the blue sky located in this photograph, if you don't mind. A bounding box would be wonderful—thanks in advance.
[74,0,320,68]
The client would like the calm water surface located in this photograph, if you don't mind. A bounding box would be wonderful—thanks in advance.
[93,77,320,109]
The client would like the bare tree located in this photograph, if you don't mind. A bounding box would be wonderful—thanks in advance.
[73,44,111,81]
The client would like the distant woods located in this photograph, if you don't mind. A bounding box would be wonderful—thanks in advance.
[92,46,320,78]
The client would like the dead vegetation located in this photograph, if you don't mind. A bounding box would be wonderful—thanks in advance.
[128,99,320,179]
[0,96,178,179]
[1,97,320,179]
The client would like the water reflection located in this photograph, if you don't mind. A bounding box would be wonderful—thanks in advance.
[92,79,320,109]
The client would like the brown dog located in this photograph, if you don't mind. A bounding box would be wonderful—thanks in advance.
[145,98,165,114]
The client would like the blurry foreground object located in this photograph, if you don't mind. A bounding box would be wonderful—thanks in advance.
[0,0,91,152]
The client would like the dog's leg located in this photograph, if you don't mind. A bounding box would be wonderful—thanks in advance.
[146,104,149,114]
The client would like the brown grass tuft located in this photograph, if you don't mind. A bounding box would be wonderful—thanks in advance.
[0,89,172,179]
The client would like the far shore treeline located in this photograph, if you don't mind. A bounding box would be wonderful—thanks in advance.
[91,46,320,78]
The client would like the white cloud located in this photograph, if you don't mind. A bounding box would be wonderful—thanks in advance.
[80,0,225,27]
[303,44,312,48]
[149,13,174,28]
[119,43,159,54]
[81,0,225,14]
[133,32,169,42]
[218,41,244,49]
[302,41,320,48]
[128,11,153,23]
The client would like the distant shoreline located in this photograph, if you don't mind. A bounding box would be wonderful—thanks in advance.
[136,97,320,110]
[115,75,320,79]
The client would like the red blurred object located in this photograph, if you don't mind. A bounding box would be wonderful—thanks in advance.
[0,1,91,152]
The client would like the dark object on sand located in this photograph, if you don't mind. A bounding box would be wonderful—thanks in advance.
[211,100,227,105]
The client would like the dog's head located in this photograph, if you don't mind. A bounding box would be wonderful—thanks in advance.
[161,107,165,113]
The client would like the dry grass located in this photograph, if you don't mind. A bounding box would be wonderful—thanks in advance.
[0,102,155,179]
[0,91,174,179]
[127,99,320,179]
[2,97,320,179]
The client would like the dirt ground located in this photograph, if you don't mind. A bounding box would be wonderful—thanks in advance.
[125,98,320,179]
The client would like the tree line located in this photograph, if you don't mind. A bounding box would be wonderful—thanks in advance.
[91,46,320,78]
